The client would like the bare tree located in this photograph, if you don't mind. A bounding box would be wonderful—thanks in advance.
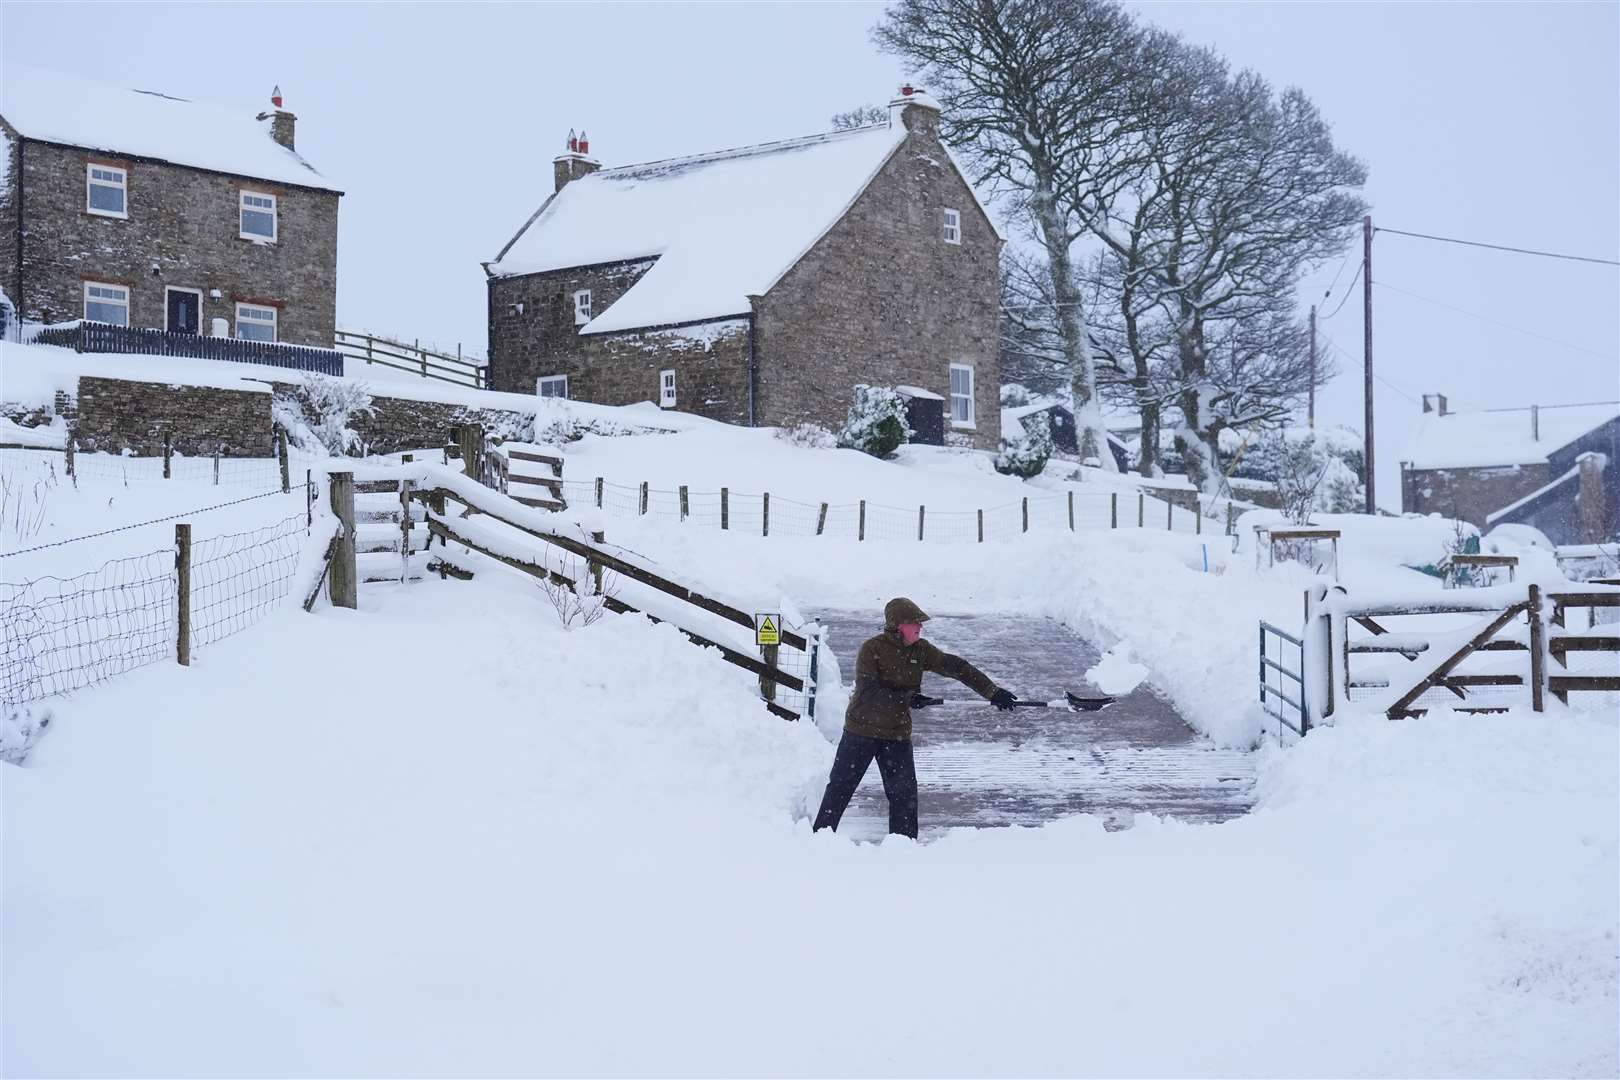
[830,104,891,130]
[876,0,1150,471]
[1089,49,1366,490]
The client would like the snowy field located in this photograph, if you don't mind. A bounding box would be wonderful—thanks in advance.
[3,375,1616,1076]
[4,569,1615,1077]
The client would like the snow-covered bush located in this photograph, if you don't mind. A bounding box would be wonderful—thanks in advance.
[1247,430,1365,524]
[273,374,374,456]
[994,411,1054,479]
[538,564,616,630]
[775,422,837,450]
[837,385,912,458]
[999,382,1033,407]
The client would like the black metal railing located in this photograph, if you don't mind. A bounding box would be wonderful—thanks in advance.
[33,321,343,376]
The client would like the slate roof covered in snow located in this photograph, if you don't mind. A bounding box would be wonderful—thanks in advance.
[488,122,983,335]
[0,65,339,192]
[1401,403,1620,470]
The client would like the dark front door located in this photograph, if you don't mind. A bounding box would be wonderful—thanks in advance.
[167,289,200,334]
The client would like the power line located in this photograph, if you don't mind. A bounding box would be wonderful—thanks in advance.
[1375,226,1620,267]
[1320,262,1363,320]
[1374,280,1617,360]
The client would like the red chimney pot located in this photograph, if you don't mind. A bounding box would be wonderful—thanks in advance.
[579,131,589,155]
[900,84,914,96]
[271,85,283,109]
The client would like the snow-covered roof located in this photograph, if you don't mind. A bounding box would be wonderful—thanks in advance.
[1402,403,1619,470]
[895,385,943,401]
[0,65,340,192]
[489,122,969,334]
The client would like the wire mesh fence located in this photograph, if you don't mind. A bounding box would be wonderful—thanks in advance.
[0,446,329,492]
[559,477,1212,542]
[1,513,313,707]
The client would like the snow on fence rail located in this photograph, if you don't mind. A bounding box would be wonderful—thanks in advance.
[560,476,1213,542]
[1,511,321,707]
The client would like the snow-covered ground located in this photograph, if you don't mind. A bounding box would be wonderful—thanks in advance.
[4,570,1614,1077]
[4,368,1616,1076]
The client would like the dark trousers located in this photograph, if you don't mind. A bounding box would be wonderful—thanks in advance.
[813,732,918,838]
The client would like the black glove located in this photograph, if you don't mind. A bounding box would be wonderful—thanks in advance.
[911,692,938,709]
[990,688,1016,711]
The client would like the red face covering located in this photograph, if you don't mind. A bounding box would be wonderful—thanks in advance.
[897,622,923,645]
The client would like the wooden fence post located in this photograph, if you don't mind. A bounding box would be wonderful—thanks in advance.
[760,644,780,703]
[213,445,220,486]
[163,432,172,479]
[400,473,415,582]
[680,485,689,521]
[918,505,925,541]
[175,523,191,666]
[639,481,649,515]
[595,476,604,508]
[977,508,984,543]
[590,529,605,594]
[328,470,358,610]
[306,468,313,527]
[721,487,730,530]
[816,502,828,536]
[1528,583,1545,712]
[1137,493,1145,528]
[1110,493,1118,529]
[1196,505,1203,535]
[858,499,866,542]
[1167,498,1174,530]
[277,429,290,493]
[1068,490,1075,531]
[1226,502,1238,535]
[65,438,76,481]
[763,492,770,536]
[458,425,480,481]
[1022,497,1029,533]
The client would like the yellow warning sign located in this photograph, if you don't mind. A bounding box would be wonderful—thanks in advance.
[755,613,782,647]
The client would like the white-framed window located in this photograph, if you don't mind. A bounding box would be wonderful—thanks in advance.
[659,369,676,408]
[573,289,593,326]
[538,375,569,399]
[235,302,277,342]
[240,191,278,242]
[949,363,975,427]
[942,207,961,244]
[83,281,130,325]
[86,164,127,218]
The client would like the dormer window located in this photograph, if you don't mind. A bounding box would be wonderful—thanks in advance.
[86,165,127,218]
[240,191,277,242]
[573,289,593,326]
[942,208,961,245]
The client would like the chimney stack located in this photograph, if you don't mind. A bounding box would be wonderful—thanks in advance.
[553,128,601,193]
[256,86,296,151]
[888,83,942,137]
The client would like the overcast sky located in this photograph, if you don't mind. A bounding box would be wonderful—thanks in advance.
[4,1,1616,506]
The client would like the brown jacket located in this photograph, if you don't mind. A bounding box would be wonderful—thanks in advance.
[844,630,999,741]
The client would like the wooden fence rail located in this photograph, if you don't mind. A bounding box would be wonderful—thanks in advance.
[334,329,488,389]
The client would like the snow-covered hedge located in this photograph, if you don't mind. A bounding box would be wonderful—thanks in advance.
[994,411,1054,479]
[838,385,912,458]
[775,422,838,450]
[273,374,375,456]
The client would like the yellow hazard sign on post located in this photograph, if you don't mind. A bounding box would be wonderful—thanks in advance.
[755,613,782,647]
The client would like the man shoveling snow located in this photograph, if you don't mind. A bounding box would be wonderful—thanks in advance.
[812,598,1014,839]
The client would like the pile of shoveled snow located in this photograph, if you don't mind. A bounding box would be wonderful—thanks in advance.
[3,567,1615,1077]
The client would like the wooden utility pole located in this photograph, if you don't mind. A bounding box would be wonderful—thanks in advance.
[1363,215,1376,515]
[1308,304,1317,430]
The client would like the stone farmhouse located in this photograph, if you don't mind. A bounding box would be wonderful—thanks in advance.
[484,88,1004,449]
[1400,396,1618,544]
[0,66,341,347]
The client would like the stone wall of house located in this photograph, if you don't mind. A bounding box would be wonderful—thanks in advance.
[754,108,1002,450]
[4,137,339,346]
[487,258,658,395]
[576,321,751,424]
[0,121,20,316]
[74,376,273,456]
[1401,462,1551,529]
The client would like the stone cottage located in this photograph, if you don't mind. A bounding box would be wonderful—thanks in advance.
[0,66,341,346]
[484,88,1003,449]
[1400,396,1618,544]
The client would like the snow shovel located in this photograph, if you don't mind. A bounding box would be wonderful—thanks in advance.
[912,692,1115,712]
